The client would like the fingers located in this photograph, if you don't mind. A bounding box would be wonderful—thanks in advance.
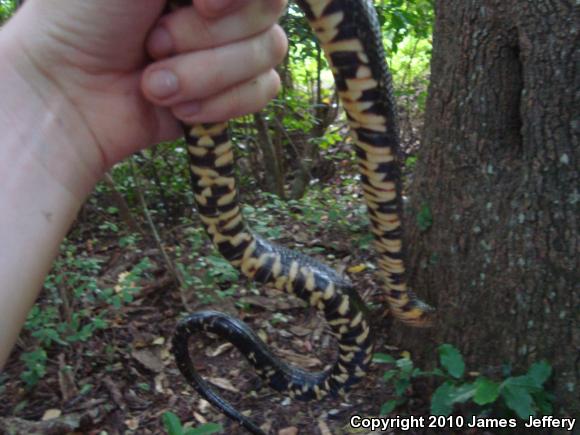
[144,25,286,102]
[173,69,281,123]
[192,0,249,19]
[148,0,286,59]
[142,24,287,121]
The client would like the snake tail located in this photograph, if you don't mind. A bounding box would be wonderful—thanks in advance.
[295,0,435,326]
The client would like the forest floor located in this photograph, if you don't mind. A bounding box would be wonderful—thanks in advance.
[0,111,477,435]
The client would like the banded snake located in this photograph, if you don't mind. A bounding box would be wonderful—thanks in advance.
[169,0,434,433]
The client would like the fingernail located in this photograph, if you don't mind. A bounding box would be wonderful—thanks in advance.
[149,26,174,57]
[207,0,233,13]
[147,69,179,99]
[175,101,202,118]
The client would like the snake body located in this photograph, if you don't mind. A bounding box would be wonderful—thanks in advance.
[171,0,434,433]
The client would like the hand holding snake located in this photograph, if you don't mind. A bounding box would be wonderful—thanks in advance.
[0,0,286,198]
[0,0,286,370]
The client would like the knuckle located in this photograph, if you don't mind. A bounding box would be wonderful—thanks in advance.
[201,49,225,93]
[269,25,288,64]
[252,72,279,113]
[225,86,244,119]
[260,72,280,109]
[269,71,282,97]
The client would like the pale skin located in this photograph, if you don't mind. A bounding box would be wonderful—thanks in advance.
[0,0,288,368]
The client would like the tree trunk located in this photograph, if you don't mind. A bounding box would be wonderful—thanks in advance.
[253,112,285,197]
[398,0,578,417]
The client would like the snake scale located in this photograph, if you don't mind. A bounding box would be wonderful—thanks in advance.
[169,0,434,433]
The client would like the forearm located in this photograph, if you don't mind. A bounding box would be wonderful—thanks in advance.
[0,27,98,368]
[0,153,80,369]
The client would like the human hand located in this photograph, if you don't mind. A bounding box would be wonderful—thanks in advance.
[0,0,286,193]
[0,0,286,367]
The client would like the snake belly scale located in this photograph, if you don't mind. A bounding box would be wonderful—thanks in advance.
[170,0,434,433]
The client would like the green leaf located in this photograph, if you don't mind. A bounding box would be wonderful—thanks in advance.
[79,383,93,395]
[431,381,477,416]
[382,370,398,382]
[438,344,465,379]
[411,368,424,377]
[502,375,541,392]
[137,382,150,391]
[527,361,552,387]
[532,390,554,415]
[416,203,433,231]
[396,357,414,375]
[473,377,500,405]
[162,411,183,435]
[33,328,67,346]
[448,382,477,404]
[373,353,396,364]
[183,423,223,435]
[394,377,411,396]
[501,384,535,419]
[380,400,398,415]
[430,368,446,377]
[112,295,121,309]
[13,400,28,414]
[21,348,47,366]
[430,382,455,416]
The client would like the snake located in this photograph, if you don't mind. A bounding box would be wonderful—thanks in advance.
[169,0,435,433]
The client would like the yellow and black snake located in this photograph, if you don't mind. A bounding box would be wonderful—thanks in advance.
[170,0,434,433]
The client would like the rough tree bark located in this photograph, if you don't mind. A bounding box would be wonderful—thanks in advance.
[396,0,578,417]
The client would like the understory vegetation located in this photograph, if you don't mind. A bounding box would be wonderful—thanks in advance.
[0,1,558,434]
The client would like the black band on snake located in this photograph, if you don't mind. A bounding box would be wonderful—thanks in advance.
[169,1,435,433]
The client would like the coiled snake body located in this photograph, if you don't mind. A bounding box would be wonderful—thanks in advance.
[170,0,434,433]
